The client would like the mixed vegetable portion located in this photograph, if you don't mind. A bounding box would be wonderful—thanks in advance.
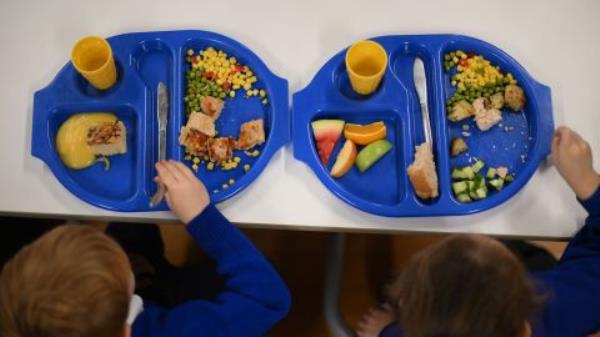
[445,50,526,202]
[451,160,513,203]
[445,50,526,128]
[180,47,269,193]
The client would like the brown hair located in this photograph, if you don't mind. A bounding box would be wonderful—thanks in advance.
[387,234,541,337]
[0,225,131,337]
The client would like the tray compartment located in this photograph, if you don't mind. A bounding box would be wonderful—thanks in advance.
[71,59,125,98]
[47,104,142,202]
[389,42,450,205]
[178,38,272,197]
[310,109,406,206]
[440,37,540,204]
[131,39,176,201]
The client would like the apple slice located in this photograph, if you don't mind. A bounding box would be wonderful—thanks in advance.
[330,139,357,178]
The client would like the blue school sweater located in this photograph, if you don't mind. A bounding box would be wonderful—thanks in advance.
[380,187,600,337]
[132,205,291,337]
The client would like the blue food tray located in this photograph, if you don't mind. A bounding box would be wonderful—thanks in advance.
[32,30,289,212]
[292,34,553,217]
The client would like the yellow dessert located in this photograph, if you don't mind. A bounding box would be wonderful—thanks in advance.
[56,112,126,169]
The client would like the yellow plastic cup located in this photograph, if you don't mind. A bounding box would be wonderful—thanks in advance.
[345,40,388,95]
[71,36,117,90]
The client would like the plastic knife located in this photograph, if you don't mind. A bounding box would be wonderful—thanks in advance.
[413,57,432,144]
[149,82,168,207]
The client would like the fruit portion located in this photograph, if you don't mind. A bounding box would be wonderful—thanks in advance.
[330,140,357,178]
[355,140,392,172]
[343,121,387,145]
[311,119,345,164]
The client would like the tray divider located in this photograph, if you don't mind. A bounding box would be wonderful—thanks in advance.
[429,45,453,204]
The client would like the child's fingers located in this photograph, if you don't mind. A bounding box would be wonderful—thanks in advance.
[558,127,574,151]
[162,160,186,182]
[551,130,561,156]
[172,161,196,180]
[155,162,177,187]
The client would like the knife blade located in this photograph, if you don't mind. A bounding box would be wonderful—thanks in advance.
[413,57,432,145]
[150,82,169,208]
[157,82,168,161]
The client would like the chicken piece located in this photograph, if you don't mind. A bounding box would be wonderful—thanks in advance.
[86,121,127,156]
[407,143,439,199]
[179,129,209,156]
[448,100,475,122]
[489,92,505,109]
[472,97,503,131]
[207,137,235,163]
[504,84,526,111]
[179,112,215,155]
[236,119,265,150]
[450,137,468,156]
[496,166,508,179]
[185,112,215,137]
[473,97,486,112]
[475,107,502,131]
[201,96,225,120]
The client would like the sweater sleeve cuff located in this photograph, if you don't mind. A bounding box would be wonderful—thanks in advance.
[186,204,230,244]
[578,186,600,217]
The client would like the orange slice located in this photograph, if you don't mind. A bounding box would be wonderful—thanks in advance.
[343,121,387,145]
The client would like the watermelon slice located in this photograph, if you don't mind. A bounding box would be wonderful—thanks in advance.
[311,119,345,164]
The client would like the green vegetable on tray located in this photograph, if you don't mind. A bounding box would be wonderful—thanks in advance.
[451,161,514,203]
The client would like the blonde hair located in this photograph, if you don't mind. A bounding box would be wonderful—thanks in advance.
[0,225,131,337]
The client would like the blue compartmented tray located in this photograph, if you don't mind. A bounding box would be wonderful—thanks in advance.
[32,30,289,211]
[293,34,553,217]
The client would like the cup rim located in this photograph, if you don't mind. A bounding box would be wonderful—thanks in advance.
[71,35,114,74]
[345,40,388,79]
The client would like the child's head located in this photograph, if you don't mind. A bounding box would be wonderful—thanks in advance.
[0,225,132,337]
[388,234,541,337]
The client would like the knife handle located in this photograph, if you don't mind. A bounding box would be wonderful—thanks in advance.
[149,186,166,208]
[158,129,167,162]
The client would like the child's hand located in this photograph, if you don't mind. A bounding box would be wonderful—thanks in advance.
[154,160,210,224]
[552,126,600,200]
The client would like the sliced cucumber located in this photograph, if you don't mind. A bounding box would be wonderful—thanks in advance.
[457,193,472,203]
[489,179,504,191]
[504,175,514,183]
[475,187,488,199]
[452,168,465,180]
[452,181,468,195]
[486,167,497,179]
[462,166,475,180]
[473,174,485,190]
[471,160,485,173]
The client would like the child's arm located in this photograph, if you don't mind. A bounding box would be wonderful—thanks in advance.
[133,160,291,337]
[532,127,600,336]
[552,126,600,259]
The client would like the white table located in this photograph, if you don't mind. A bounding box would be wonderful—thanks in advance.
[1,0,598,239]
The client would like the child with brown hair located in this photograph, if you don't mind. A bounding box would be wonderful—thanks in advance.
[0,160,291,337]
[357,126,600,337]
